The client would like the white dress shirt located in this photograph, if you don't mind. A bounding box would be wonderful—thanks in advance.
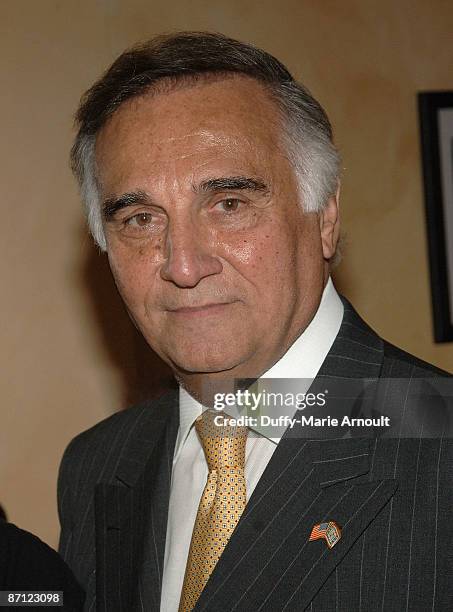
[160,277,344,611]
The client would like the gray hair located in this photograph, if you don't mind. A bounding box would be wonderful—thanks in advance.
[70,32,340,251]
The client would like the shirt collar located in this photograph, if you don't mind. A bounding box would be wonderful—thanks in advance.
[176,277,344,457]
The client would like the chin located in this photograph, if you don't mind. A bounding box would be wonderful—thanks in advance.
[171,354,240,375]
[163,341,250,375]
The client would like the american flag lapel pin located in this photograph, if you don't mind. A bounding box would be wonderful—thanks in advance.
[309,521,342,549]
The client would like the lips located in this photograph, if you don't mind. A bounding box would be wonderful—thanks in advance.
[168,301,235,314]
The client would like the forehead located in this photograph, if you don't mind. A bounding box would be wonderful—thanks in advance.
[95,75,287,184]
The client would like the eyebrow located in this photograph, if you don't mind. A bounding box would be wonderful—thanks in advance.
[196,176,269,194]
[102,176,269,219]
[102,190,150,219]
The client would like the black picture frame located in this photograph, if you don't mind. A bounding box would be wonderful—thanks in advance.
[418,91,453,342]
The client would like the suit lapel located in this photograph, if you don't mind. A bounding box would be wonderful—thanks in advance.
[195,296,399,610]
[94,389,179,611]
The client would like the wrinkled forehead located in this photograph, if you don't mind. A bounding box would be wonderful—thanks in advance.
[95,75,288,176]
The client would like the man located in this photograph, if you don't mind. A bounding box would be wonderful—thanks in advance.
[58,32,452,611]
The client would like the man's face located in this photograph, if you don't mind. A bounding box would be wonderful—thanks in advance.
[95,76,337,380]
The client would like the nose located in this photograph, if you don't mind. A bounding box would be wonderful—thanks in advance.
[159,218,223,287]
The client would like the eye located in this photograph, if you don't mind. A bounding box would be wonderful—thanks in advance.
[214,198,244,213]
[125,212,154,227]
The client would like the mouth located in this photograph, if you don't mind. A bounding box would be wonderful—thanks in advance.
[168,301,237,316]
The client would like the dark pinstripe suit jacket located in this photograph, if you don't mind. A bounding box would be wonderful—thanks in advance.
[58,296,453,611]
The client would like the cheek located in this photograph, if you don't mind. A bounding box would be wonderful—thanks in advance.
[107,250,152,311]
[222,238,254,264]
[246,221,321,294]
[224,229,296,293]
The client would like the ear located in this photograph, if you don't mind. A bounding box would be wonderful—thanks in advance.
[319,182,340,260]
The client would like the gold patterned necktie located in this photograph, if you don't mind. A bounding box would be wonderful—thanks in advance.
[178,410,248,611]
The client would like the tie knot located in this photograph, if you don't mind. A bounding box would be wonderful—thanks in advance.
[195,410,248,472]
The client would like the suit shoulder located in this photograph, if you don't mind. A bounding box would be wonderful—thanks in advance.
[58,388,177,485]
[62,402,149,462]
[339,294,451,377]
[382,340,451,377]
[57,402,149,506]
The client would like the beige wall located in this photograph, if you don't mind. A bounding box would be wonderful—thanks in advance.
[1,0,452,547]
